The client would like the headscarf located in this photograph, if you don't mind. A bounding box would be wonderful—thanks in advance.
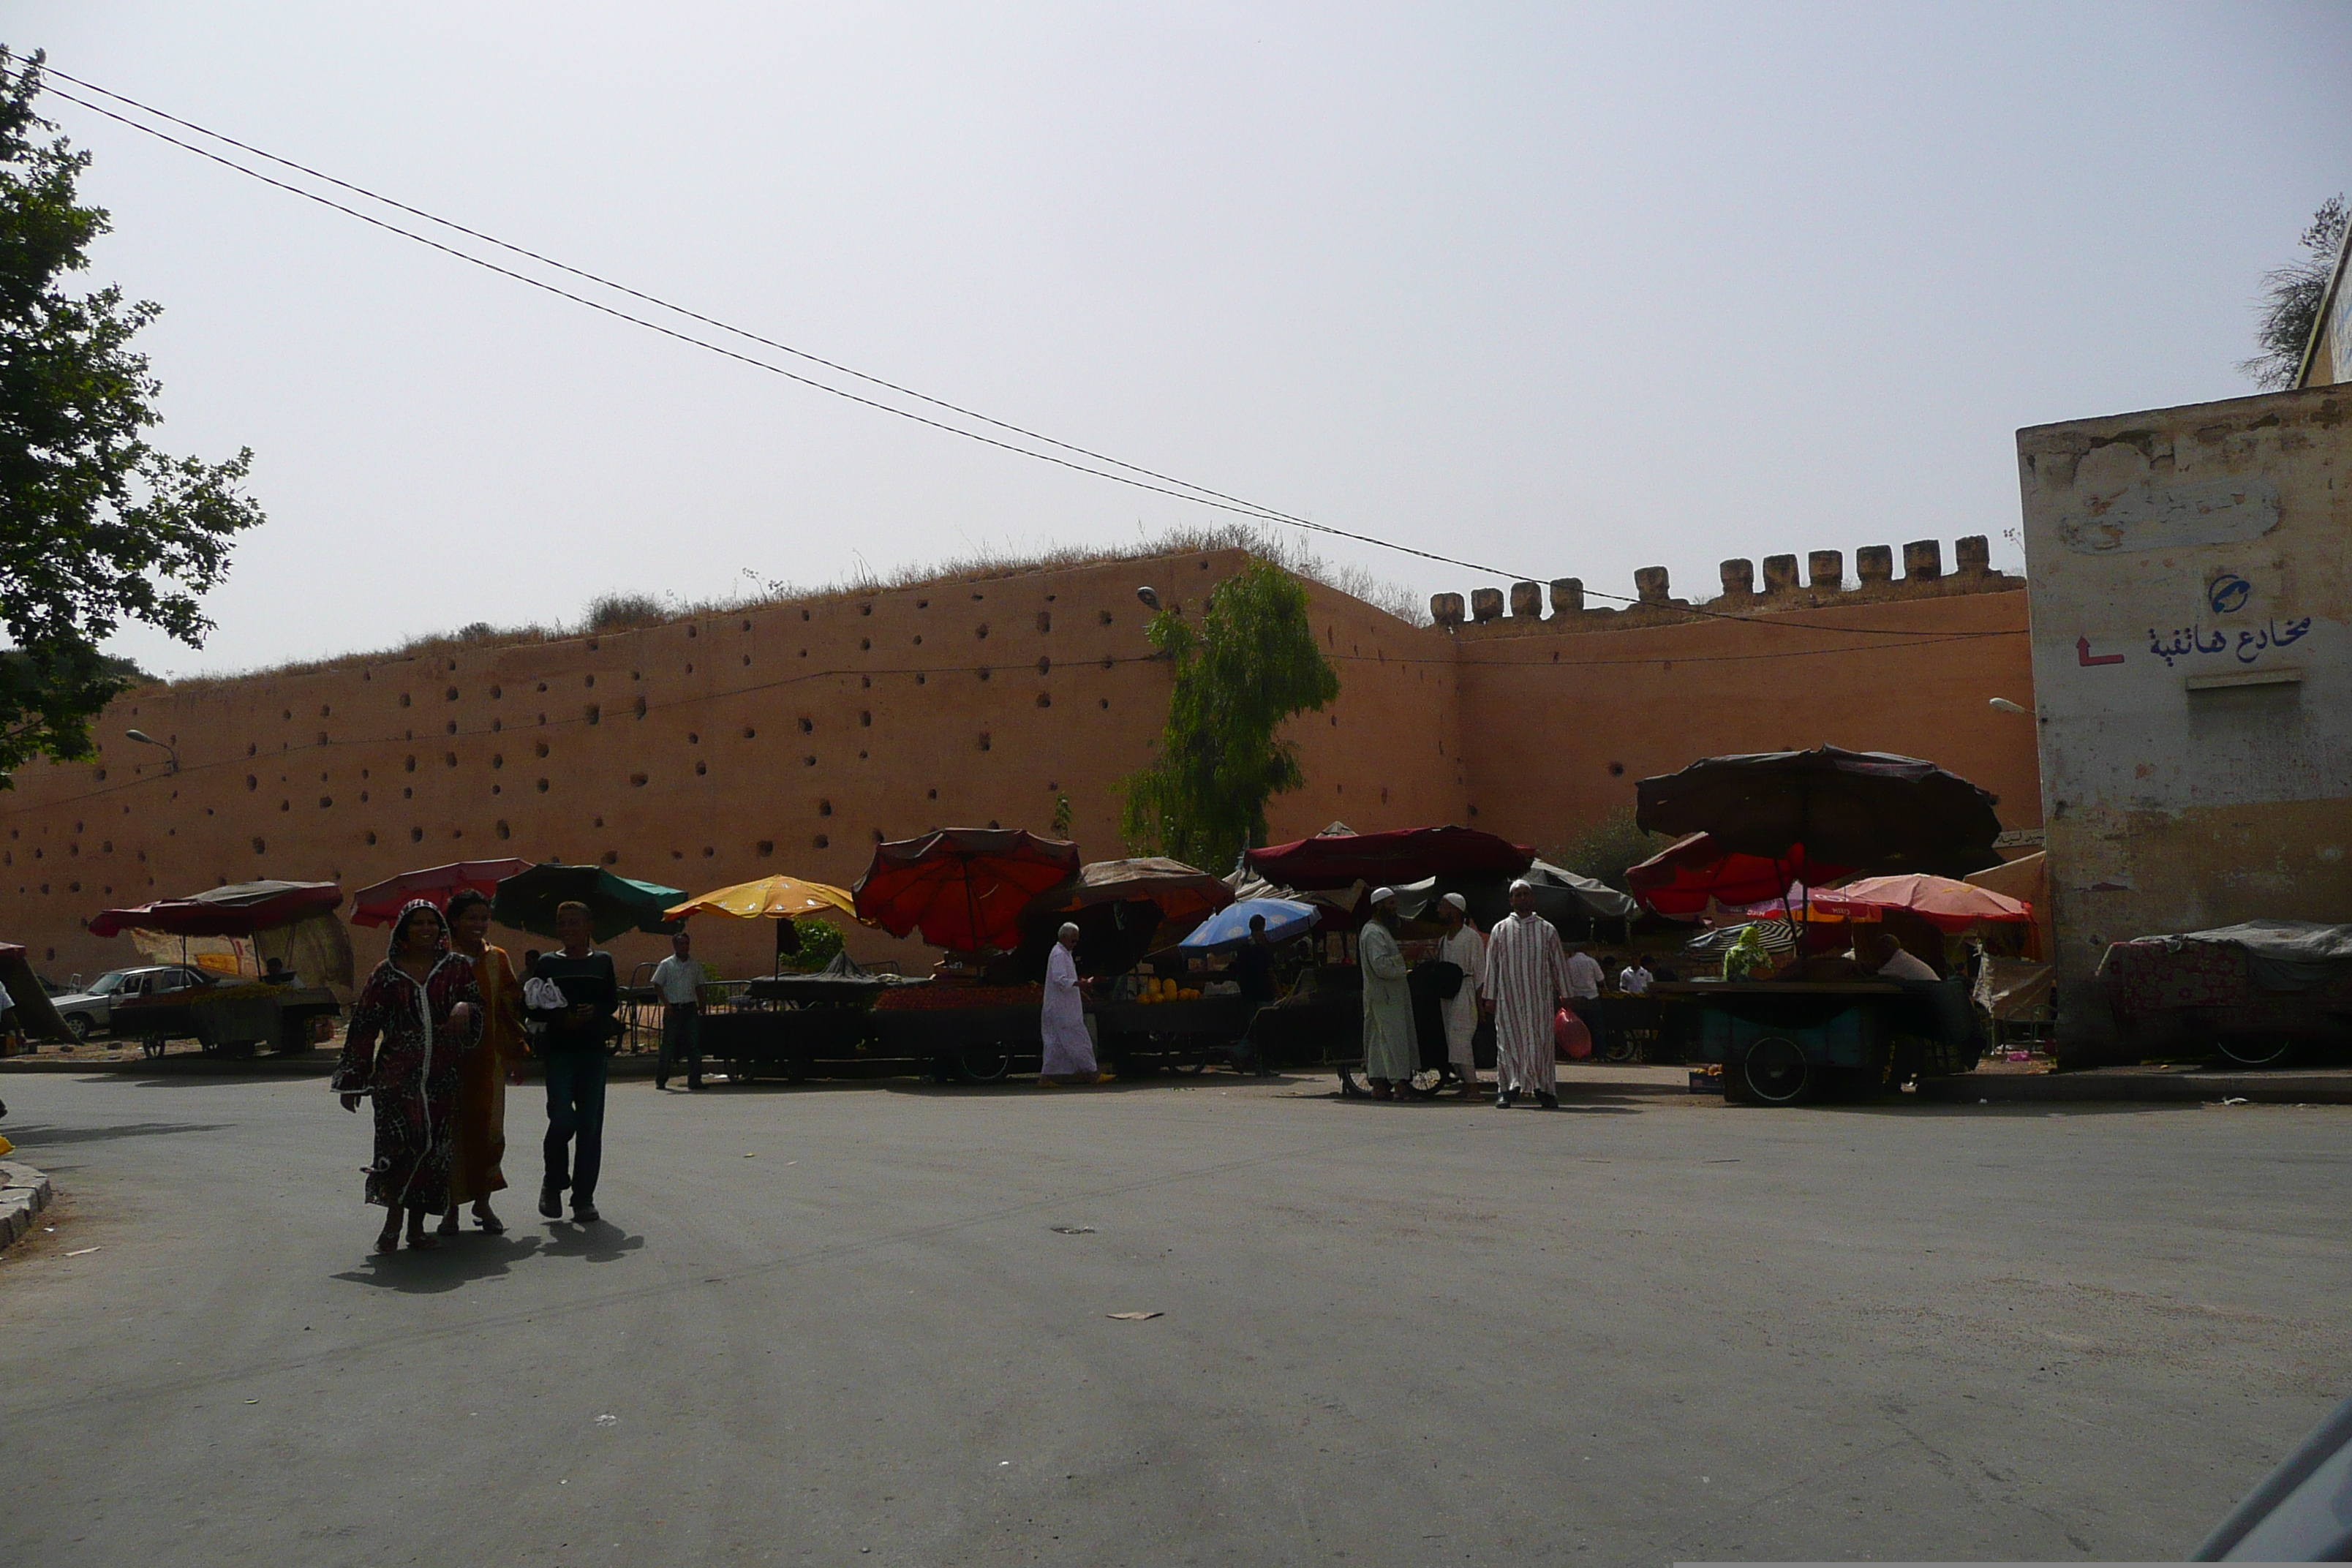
[387,898,450,963]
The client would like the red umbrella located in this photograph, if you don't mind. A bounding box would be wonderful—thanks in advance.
[350,859,534,927]
[88,880,344,938]
[1245,825,1532,890]
[1625,834,1854,919]
[853,829,1082,953]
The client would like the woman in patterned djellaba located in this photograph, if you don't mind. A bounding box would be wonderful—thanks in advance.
[333,900,484,1253]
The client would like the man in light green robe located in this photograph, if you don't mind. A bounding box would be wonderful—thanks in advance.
[1358,888,1416,1098]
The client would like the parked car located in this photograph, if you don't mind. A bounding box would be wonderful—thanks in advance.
[48,965,219,1042]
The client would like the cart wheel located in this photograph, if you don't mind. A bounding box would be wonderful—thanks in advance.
[2214,1034,2297,1068]
[1171,1055,1207,1076]
[1597,1033,1639,1065]
[1739,1037,1814,1106]
[958,1045,1011,1084]
[734,1059,758,1085]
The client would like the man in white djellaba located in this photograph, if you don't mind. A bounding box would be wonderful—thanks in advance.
[1478,880,1570,1109]
[1433,892,1486,1098]
[1039,922,1112,1085]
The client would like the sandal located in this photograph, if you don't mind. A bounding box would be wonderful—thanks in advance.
[405,1229,440,1251]
[473,1205,505,1235]
[435,1214,461,1237]
[375,1227,402,1255]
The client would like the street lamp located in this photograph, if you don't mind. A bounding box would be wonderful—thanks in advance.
[124,728,179,773]
[1135,585,1162,611]
[1988,698,2031,716]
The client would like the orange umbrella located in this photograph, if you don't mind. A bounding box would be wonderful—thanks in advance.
[663,875,859,923]
[1810,874,2030,932]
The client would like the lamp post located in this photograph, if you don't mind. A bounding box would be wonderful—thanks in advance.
[124,728,179,773]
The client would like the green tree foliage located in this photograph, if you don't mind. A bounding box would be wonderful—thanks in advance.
[1119,560,1340,872]
[2242,195,2347,391]
[784,918,846,973]
[0,48,263,781]
[1551,807,1660,893]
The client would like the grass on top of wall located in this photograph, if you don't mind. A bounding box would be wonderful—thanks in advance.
[157,525,1430,691]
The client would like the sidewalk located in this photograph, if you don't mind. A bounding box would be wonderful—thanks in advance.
[1920,1064,2352,1105]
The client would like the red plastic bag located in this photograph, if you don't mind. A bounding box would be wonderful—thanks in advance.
[1555,1005,1591,1060]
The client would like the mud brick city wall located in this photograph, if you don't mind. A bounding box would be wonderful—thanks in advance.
[0,540,2038,984]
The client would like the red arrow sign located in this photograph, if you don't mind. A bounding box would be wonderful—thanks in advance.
[2077,636,2125,668]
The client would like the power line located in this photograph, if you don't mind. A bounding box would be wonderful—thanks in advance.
[41,64,2015,643]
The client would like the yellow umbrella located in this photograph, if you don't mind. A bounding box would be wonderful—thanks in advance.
[665,875,859,922]
[666,874,864,971]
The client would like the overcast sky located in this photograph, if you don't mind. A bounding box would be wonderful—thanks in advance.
[16,3,2351,676]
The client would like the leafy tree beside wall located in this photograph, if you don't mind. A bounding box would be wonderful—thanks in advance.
[2242,195,2347,391]
[1119,560,1340,874]
[0,48,263,782]
[1550,807,1660,893]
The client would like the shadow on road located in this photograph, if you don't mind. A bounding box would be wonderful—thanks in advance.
[330,1221,646,1292]
[0,1118,234,1147]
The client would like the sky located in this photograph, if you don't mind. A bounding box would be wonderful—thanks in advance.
[15,2,2352,677]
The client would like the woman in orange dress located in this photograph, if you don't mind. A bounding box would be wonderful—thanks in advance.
[440,888,523,1235]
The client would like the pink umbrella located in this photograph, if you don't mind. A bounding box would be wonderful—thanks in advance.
[1807,874,2031,933]
[350,859,534,927]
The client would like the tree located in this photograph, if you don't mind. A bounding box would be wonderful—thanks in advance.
[2241,195,2347,391]
[1550,807,1660,893]
[1119,559,1340,873]
[0,48,263,781]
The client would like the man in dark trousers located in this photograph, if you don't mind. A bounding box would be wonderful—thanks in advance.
[527,900,618,1224]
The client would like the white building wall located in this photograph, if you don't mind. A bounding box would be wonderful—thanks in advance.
[2016,384,2352,1055]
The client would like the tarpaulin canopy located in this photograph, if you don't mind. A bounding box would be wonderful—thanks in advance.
[1626,834,1855,919]
[1245,825,1533,891]
[491,864,685,942]
[853,828,1082,953]
[1635,746,2002,878]
[350,859,533,927]
[88,880,344,939]
[0,942,72,1041]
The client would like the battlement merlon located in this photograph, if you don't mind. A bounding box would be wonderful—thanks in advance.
[1429,535,2019,633]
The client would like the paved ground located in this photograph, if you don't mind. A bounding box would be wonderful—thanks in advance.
[1,1070,2345,1567]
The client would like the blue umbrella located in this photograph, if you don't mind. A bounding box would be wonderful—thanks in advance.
[1178,897,1320,950]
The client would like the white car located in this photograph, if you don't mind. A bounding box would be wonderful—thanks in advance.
[47,965,218,1041]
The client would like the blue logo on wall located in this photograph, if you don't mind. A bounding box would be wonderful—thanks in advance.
[2208,575,2252,615]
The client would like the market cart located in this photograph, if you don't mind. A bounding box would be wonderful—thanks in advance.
[108,981,342,1060]
[1654,977,1982,1105]
[2097,921,2352,1066]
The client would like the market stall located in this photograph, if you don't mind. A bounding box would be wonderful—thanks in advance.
[84,881,348,1058]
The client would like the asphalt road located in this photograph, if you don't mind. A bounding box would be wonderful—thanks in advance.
[2,1070,2346,1567]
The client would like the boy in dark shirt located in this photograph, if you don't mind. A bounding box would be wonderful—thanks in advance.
[527,901,619,1224]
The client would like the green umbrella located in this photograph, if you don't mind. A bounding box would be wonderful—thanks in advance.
[491,862,686,942]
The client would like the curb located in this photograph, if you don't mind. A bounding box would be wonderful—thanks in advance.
[0,1054,335,1077]
[0,1158,54,1251]
[1919,1070,2352,1106]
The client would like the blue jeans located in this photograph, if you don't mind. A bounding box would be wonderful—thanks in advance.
[543,1049,607,1203]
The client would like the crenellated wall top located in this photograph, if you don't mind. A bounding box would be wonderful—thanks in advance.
[1428,535,2021,635]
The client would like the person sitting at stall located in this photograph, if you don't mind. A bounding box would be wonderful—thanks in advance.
[260,957,295,986]
[1358,888,1416,1101]
[1861,929,1940,982]
[1039,922,1112,1085]
[1617,955,1653,995]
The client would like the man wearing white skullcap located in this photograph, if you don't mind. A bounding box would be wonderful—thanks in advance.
[1479,878,1570,1108]
[1434,892,1485,1097]
[1039,921,1110,1085]
[1357,887,1415,1098]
